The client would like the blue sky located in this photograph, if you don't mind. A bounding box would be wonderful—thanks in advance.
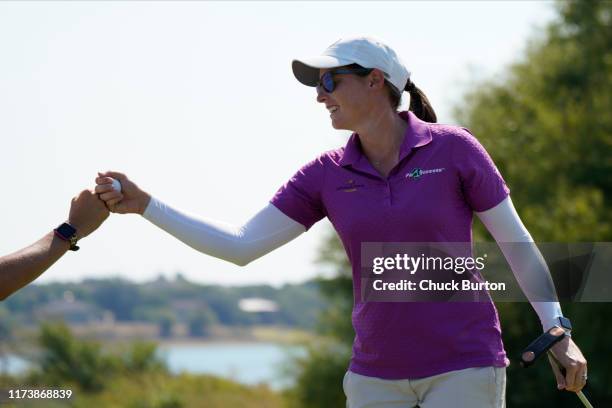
[0,1,557,286]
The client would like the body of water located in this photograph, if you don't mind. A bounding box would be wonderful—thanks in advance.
[159,342,302,389]
[1,354,30,375]
[2,342,303,390]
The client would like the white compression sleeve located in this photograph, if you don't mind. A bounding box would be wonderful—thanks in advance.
[142,198,306,266]
[476,197,563,332]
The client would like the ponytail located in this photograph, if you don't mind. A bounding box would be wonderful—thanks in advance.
[405,80,437,123]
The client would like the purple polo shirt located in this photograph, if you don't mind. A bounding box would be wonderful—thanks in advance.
[270,111,510,379]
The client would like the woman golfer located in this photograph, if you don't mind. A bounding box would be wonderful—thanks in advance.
[96,37,587,407]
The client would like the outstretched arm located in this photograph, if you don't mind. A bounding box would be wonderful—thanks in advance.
[0,232,70,300]
[143,199,305,266]
[0,190,109,300]
[95,171,306,266]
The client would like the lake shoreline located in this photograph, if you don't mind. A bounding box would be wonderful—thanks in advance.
[3,341,306,390]
[7,324,315,349]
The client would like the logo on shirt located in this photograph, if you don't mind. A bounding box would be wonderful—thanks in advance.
[405,167,445,179]
[337,179,365,192]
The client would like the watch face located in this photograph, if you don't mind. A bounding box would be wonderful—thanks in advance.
[559,316,572,331]
[56,223,77,238]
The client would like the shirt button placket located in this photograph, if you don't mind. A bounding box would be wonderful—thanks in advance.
[384,181,392,206]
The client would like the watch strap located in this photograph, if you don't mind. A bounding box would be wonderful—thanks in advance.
[54,223,80,251]
[558,316,572,331]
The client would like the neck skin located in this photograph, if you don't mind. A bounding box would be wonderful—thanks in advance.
[354,106,408,166]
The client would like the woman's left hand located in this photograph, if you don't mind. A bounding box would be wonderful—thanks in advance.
[548,336,587,393]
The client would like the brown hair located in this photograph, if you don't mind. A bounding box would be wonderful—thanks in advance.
[388,81,437,123]
[342,63,437,123]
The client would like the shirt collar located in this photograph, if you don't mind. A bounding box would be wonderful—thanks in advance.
[338,110,433,168]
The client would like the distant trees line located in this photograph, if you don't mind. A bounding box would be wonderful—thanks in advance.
[0,275,324,337]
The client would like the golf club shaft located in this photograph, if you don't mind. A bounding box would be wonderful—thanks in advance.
[577,391,594,408]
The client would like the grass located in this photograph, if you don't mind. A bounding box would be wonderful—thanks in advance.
[0,371,287,408]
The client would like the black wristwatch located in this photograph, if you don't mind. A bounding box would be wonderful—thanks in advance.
[553,316,572,337]
[54,222,80,251]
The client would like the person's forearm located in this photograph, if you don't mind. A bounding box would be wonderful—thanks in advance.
[0,232,69,300]
[142,198,305,266]
[497,241,563,330]
[477,197,563,331]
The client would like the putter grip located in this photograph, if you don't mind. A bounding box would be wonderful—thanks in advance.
[520,330,566,368]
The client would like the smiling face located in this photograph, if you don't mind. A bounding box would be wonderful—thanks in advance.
[316,67,377,131]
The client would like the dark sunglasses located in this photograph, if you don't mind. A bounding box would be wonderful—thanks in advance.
[316,67,373,93]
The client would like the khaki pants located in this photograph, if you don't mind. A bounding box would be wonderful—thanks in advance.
[343,366,506,408]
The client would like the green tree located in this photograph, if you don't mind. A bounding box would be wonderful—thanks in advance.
[30,324,169,393]
[35,322,118,391]
[285,339,351,408]
[158,312,176,339]
[455,1,611,243]
[90,279,141,321]
[0,306,13,375]
[188,308,217,338]
[288,231,353,408]
[124,341,166,373]
[454,1,612,406]
[0,306,12,342]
